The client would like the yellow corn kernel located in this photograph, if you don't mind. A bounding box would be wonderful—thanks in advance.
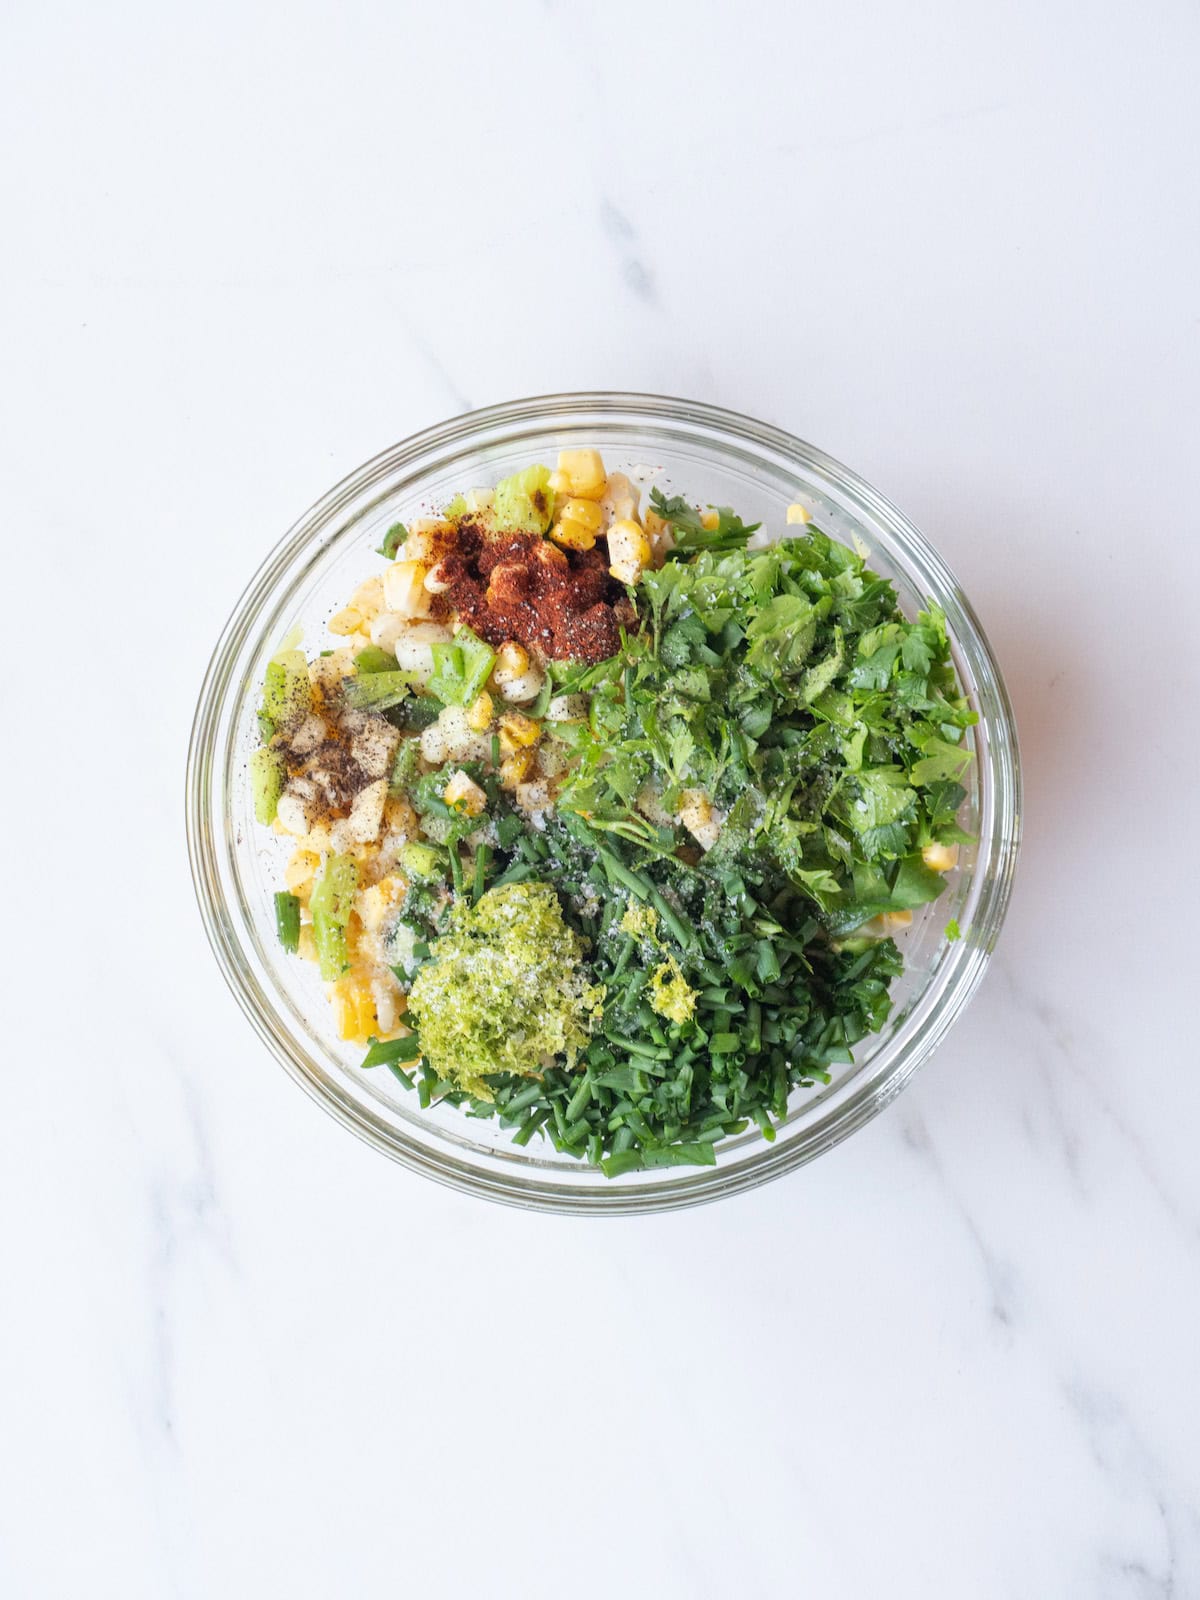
[466,691,494,732]
[922,841,960,873]
[550,521,597,553]
[329,972,379,1044]
[328,606,363,636]
[492,641,530,681]
[550,496,604,552]
[555,448,607,500]
[607,518,652,585]
[383,560,432,618]
[443,770,487,816]
[328,574,386,635]
[644,506,667,538]
[349,574,385,618]
[699,508,720,531]
[296,924,318,963]
[786,502,812,525]
[499,749,535,789]
[284,848,322,896]
[564,498,605,531]
[498,711,541,748]
[884,910,913,931]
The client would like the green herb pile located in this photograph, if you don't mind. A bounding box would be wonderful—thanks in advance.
[359,489,974,1176]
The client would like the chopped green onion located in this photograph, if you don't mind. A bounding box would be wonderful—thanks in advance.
[273,891,301,952]
[361,1034,422,1069]
[376,522,407,559]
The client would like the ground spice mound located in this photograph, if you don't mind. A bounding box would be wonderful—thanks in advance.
[434,521,631,663]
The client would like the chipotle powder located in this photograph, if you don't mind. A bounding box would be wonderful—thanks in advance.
[431,521,636,664]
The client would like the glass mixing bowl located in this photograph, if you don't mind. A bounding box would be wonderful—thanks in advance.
[186,393,1020,1213]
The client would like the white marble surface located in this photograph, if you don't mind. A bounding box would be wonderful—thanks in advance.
[3,1,1198,1595]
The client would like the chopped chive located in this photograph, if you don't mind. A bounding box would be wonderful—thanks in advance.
[565,1074,592,1122]
[361,1034,421,1069]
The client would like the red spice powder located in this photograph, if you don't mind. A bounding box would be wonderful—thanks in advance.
[433,523,632,663]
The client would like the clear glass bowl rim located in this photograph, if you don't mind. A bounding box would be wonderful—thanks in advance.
[186,390,1021,1215]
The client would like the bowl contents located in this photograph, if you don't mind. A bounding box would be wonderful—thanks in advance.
[250,451,974,1175]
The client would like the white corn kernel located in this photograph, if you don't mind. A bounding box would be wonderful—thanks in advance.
[636,783,674,826]
[420,720,448,764]
[515,778,552,815]
[276,787,314,837]
[423,560,452,594]
[545,694,587,723]
[372,976,402,1035]
[497,666,545,704]
[343,778,388,845]
[437,706,475,760]
[786,503,811,525]
[285,714,326,756]
[390,619,454,683]
[598,471,639,530]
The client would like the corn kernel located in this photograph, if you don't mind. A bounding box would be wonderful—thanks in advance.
[547,469,571,495]
[608,518,652,585]
[678,788,720,851]
[423,560,452,594]
[644,506,667,538]
[444,770,487,816]
[402,518,455,566]
[922,842,960,873]
[492,641,530,682]
[467,691,494,732]
[328,606,363,636]
[786,503,811,525]
[498,711,541,748]
[563,498,604,531]
[284,848,321,896]
[699,508,720,531]
[499,749,535,789]
[330,972,379,1043]
[550,500,600,552]
[296,924,318,963]
[550,525,596,554]
[349,574,385,618]
[383,560,432,618]
[555,448,607,500]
